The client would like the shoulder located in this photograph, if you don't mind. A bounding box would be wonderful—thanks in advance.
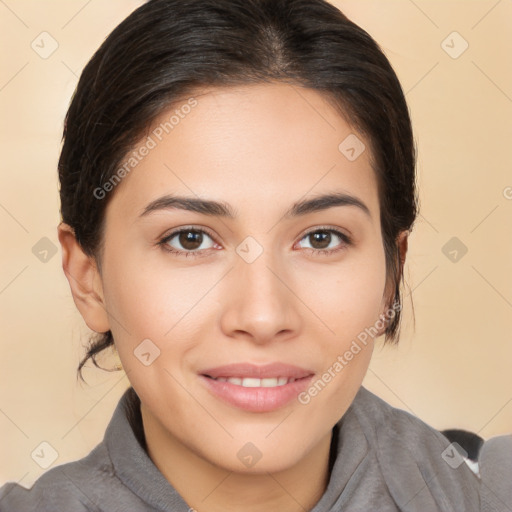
[348,386,482,510]
[0,387,153,512]
[349,386,451,447]
[0,442,113,512]
[352,386,473,455]
[350,387,470,468]
[478,434,512,511]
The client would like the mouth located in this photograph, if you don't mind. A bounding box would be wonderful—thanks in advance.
[199,361,314,380]
[202,375,306,388]
[198,362,315,412]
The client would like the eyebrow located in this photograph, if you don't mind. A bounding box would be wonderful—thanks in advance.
[139,191,371,220]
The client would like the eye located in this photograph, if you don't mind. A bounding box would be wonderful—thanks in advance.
[158,226,352,258]
[158,227,219,257]
[296,227,352,256]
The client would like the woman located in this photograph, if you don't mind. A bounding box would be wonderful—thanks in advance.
[0,0,509,510]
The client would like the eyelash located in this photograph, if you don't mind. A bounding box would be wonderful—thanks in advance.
[158,226,352,258]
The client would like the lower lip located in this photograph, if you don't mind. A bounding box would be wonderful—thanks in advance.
[198,374,314,413]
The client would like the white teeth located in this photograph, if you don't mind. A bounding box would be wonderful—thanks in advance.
[261,378,279,387]
[213,376,297,387]
[241,377,261,387]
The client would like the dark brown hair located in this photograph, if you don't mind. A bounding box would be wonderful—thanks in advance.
[57,0,418,381]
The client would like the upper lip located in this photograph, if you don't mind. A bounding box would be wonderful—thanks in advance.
[200,362,315,379]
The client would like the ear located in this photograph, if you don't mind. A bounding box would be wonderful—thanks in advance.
[378,230,409,334]
[57,222,110,333]
[397,230,409,273]
[387,229,409,301]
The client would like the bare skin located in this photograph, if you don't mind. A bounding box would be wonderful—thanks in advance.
[58,82,408,512]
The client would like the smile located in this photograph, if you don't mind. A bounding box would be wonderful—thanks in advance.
[198,362,315,412]
[206,376,298,387]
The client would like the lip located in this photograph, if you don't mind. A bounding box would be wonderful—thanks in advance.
[199,362,314,379]
[198,362,315,413]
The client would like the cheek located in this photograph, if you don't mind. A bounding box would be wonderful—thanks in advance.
[101,246,217,341]
[100,256,210,393]
[297,250,387,339]
[295,256,386,420]
[297,245,387,396]
[335,264,387,336]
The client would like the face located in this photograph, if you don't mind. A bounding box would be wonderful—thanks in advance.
[96,83,389,474]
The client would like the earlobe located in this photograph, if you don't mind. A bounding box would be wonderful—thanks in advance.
[397,230,409,270]
[380,230,410,334]
[57,222,110,333]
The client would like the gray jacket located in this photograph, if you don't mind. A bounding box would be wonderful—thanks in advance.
[0,386,510,511]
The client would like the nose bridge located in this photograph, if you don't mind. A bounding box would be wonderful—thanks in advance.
[220,239,301,341]
[238,241,286,307]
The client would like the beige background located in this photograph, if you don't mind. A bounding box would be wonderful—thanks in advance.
[1,0,511,488]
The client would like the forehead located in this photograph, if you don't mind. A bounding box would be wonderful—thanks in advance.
[108,82,379,220]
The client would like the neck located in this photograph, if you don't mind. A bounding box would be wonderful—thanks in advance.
[140,405,335,512]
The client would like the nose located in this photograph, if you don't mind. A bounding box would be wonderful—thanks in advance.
[219,247,302,345]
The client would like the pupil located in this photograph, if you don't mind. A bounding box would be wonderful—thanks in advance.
[180,231,202,250]
[311,231,330,249]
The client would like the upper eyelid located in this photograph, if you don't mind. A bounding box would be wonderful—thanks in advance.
[162,225,217,241]
[302,225,350,238]
[161,225,351,248]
